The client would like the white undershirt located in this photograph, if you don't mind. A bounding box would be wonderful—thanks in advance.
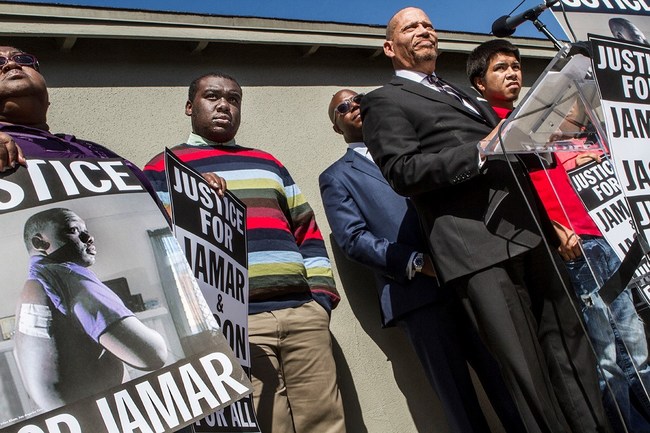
[347,142,374,162]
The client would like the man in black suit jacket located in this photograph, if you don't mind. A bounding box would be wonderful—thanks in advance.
[361,7,610,433]
[319,89,523,433]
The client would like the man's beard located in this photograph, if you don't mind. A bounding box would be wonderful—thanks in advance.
[414,51,436,63]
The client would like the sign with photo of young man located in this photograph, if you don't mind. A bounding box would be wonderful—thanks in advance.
[552,0,650,46]
[0,156,251,433]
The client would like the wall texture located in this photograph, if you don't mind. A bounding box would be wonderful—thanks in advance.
[10,35,551,433]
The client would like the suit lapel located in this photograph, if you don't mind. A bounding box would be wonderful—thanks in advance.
[390,76,494,126]
[344,149,389,185]
[468,92,501,126]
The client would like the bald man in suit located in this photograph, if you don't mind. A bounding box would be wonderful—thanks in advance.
[319,89,523,433]
[361,8,610,433]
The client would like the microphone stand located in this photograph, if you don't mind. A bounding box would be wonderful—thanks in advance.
[493,1,566,51]
[531,16,565,51]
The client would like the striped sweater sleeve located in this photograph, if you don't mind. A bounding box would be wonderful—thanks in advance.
[280,167,340,307]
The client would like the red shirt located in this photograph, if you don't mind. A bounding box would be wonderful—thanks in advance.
[492,106,600,236]
[528,154,601,236]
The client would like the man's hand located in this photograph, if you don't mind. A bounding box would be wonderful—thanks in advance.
[0,131,26,172]
[575,152,601,167]
[202,173,227,197]
[422,254,437,278]
[553,221,582,261]
[479,119,507,159]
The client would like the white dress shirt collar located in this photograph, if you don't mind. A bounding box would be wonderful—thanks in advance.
[396,69,479,115]
[395,69,436,86]
[347,142,374,162]
[186,131,237,147]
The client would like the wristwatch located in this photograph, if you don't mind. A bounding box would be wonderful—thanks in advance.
[413,253,424,274]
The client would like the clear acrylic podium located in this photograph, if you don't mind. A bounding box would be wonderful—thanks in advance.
[482,43,650,432]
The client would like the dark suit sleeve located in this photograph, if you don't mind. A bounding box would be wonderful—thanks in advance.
[361,89,482,196]
[319,171,414,283]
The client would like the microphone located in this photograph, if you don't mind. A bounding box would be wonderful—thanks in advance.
[492,0,560,37]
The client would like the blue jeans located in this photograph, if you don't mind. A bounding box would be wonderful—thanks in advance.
[566,237,650,432]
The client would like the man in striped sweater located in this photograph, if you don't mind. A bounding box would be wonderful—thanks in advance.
[143,72,346,433]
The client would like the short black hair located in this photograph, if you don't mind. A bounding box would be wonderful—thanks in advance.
[466,39,520,91]
[187,72,242,102]
[23,207,70,252]
[609,17,649,45]
[609,17,634,31]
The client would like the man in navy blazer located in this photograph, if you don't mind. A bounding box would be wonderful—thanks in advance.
[319,89,523,433]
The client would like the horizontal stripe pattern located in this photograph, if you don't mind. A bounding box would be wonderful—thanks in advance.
[144,143,339,305]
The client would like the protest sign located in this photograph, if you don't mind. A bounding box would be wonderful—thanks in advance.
[567,155,634,258]
[164,150,260,432]
[551,0,650,44]
[592,35,650,244]
[0,157,251,433]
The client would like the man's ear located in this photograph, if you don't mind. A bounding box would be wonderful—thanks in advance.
[332,123,343,135]
[31,234,50,253]
[474,77,486,93]
[383,40,395,59]
[185,100,193,117]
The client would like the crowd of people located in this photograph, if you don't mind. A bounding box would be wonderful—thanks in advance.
[2,5,650,433]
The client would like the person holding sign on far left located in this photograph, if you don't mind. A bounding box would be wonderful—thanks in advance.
[0,45,158,198]
[0,45,169,410]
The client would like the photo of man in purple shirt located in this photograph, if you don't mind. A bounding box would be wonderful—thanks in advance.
[15,207,168,410]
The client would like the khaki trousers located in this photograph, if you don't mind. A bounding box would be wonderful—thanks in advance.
[249,300,346,433]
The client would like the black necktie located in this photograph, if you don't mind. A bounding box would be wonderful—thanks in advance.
[426,75,464,104]
[426,75,480,115]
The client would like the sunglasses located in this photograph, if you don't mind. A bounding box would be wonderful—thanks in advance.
[334,93,365,116]
[0,53,39,71]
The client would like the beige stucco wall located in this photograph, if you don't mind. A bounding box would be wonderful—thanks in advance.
[14,35,550,433]
[45,82,458,433]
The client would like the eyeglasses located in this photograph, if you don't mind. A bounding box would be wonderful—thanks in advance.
[334,93,364,116]
[0,53,39,71]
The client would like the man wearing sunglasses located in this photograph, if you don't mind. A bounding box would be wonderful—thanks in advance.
[319,89,524,433]
[0,46,172,409]
[0,46,156,194]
